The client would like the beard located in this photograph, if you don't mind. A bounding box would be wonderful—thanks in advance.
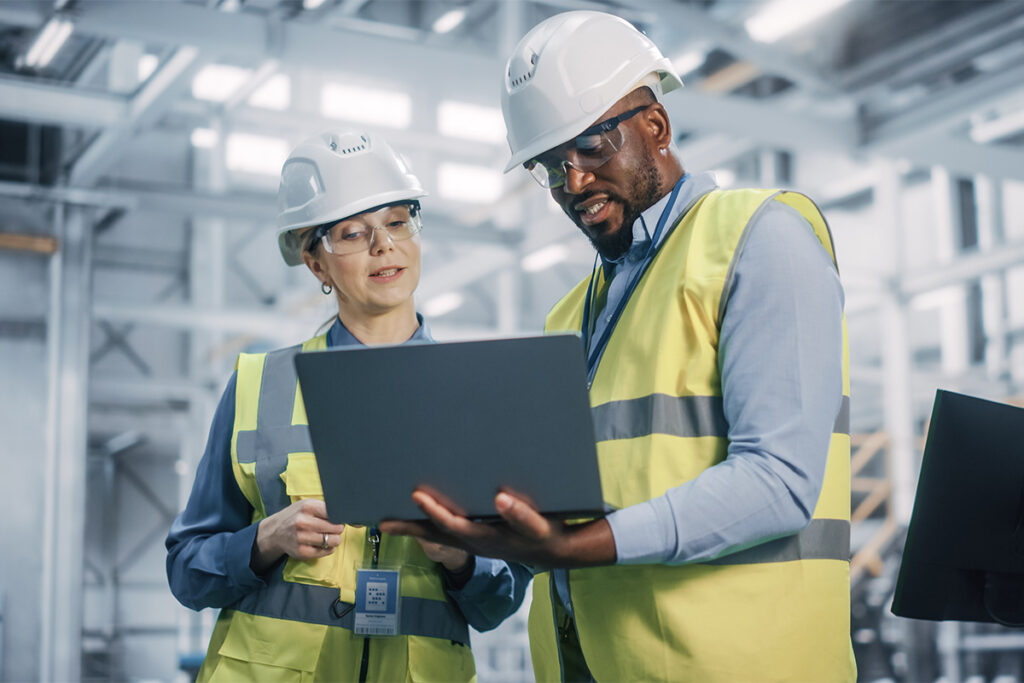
[585,152,663,262]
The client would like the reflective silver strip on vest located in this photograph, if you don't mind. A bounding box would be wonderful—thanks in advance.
[834,395,850,436]
[232,577,470,644]
[592,394,728,442]
[235,344,312,516]
[592,393,850,442]
[704,518,850,565]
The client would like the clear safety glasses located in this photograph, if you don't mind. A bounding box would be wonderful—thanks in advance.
[309,202,422,256]
[524,105,651,189]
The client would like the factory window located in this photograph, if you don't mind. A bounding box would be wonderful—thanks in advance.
[957,178,979,251]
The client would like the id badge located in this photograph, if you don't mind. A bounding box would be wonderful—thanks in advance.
[354,568,400,636]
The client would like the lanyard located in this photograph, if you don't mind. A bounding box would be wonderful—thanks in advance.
[580,174,688,385]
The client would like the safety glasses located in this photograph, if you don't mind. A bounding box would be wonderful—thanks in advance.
[524,105,650,189]
[308,202,422,256]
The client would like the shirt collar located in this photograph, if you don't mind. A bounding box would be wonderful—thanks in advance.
[603,171,720,271]
[327,313,433,348]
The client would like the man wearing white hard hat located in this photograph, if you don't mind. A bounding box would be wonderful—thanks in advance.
[167,130,530,682]
[383,11,854,682]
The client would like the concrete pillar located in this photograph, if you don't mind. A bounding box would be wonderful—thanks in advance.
[875,161,916,524]
[40,204,93,681]
[975,175,1010,381]
[930,167,970,377]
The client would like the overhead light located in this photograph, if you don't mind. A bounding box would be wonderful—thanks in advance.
[24,17,73,69]
[303,0,328,8]
[671,48,707,76]
[192,64,252,102]
[438,100,506,143]
[248,74,291,111]
[322,82,411,128]
[423,292,464,317]
[137,54,159,82]
[432,8,467,34]
[969,108,1024,144]
[745,0,852,43]
[225,133,289,176]
[521,244,569,273]
[190,128,219,149]
[438,163,503,203]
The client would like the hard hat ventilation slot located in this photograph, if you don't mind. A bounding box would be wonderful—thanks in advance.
[508,52,538,89]
[329,134,369,156]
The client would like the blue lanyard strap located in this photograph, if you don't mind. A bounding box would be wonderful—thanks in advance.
[579,174,689,383]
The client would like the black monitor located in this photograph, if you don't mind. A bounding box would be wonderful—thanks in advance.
[892,390,1024,626]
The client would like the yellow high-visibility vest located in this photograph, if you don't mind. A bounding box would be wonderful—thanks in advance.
[533,189,856,682]
[197,334,476,682]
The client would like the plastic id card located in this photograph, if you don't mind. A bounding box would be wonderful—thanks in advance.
[354,568,400,636]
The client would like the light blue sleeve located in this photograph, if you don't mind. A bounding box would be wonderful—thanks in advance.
[165,372,270,610]
[607,200,845,564]
[444,558,533,632]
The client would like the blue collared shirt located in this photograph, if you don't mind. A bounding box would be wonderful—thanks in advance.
[166,315,531,632]
[556,172,844,613]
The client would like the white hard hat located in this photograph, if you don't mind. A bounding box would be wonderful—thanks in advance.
[276,130,427,266]
[500,11,683,173]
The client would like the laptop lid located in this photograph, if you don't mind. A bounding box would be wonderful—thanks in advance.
[892,390,1024,624]
[294,334,605,526]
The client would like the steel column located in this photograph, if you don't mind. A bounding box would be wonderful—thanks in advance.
[40,204,93,681]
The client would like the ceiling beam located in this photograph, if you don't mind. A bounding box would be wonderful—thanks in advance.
[91,301,314,341]
[901,239,1024,298]
[864,59,1024,148]
[877,135,1024,183]
[69,47,204,186]
[11,1,498,97]
[837,1,1024,93]
[0,76,127,128]
[625,0,842,96]
[0,179,518,245]
[669,89,856,153]
[170,100,503,159]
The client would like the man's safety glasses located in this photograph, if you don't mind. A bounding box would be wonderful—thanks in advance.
[307,202,422,256]
[524,105,650,189]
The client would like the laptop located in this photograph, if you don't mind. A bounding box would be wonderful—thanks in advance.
[294,334,606,526]
[892,390,1024,624]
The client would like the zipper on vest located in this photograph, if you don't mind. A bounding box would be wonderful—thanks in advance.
[358,526,381,683]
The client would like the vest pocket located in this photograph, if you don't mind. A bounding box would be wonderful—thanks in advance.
[280,453,347,590]
[282,452,325,501]
[405,634,476,683]
[213,610,326,680]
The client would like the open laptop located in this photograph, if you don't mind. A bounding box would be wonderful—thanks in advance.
[294,334,606,526]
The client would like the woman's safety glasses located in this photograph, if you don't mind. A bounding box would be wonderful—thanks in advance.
[524,105,650,189]
[309,202,422,256]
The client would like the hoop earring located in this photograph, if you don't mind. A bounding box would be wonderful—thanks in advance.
[321,282,333,295]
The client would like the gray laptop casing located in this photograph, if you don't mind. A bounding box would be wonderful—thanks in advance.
[294,334,605,525]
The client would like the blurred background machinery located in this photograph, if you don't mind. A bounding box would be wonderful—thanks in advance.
[2,0,1024,680]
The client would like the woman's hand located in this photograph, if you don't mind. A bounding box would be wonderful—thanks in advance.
[252,499,345,574]
[415,539,470,572]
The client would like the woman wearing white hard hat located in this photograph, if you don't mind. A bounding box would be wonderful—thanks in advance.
[167,130,530,682]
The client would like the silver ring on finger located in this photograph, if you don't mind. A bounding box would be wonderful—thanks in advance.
[320,532,329,550]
